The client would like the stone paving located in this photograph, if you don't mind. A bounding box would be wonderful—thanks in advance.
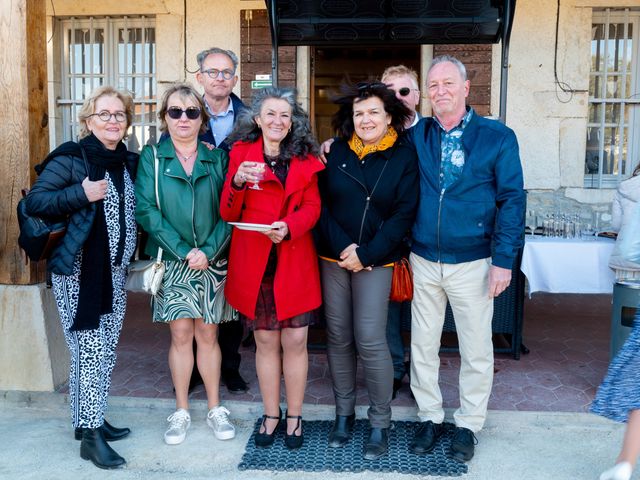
[59,292,612,413]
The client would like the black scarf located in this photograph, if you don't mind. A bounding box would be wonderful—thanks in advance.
[72,133,129,331]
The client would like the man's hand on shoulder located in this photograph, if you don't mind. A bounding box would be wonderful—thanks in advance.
[488,265,512,298]
[318,138,335,164]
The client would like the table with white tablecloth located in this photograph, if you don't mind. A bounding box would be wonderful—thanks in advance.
[520,235,616,294]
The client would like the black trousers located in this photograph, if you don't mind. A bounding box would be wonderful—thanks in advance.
[218,318,243,372]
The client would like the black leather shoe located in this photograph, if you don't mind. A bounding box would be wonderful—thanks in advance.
[254,408,282,447]
[75,420,131,441]
[450,427,477,462]
[392,378,403,399]
[80,428,126,469]
[221,369,248,394]
[363,427,388,460]
[284,411,303,450]
[328,413,355,448]
[409,420,444,454]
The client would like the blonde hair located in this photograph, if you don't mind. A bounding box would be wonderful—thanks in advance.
[381,65,420,90]
[77,86,134,139]
[158,82,210,134]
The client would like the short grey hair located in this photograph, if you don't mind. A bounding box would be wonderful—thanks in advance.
[196,47,239,72]
[429,55,467,81]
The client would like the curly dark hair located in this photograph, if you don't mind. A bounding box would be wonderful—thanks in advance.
[331,80,412,141]
[227,86,319,161]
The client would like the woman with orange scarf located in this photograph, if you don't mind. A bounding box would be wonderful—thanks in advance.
[314,81,419,460]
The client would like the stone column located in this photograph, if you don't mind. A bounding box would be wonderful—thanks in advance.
[0,0,68,391]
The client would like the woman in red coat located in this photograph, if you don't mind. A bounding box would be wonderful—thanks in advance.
[221,86,323,450]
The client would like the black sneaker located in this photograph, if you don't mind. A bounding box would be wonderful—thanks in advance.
[409,420,444,454]
[450,427,477,462]
[221,369,248,394]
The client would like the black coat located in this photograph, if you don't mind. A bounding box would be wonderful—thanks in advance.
[315,137,419,267]
[25,145,138,275]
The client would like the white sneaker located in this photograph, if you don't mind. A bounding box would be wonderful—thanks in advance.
[600,462,633,480]
[164,409,191,445]
[207,405,236,440]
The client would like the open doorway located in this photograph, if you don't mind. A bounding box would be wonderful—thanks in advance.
[311,45,421,140]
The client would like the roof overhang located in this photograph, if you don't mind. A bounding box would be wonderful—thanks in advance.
[264,0,517,122]
[265,0,516,46]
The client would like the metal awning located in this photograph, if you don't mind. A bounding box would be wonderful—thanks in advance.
[265,0,516,122]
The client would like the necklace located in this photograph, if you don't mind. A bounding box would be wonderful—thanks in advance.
[176,148,197,163]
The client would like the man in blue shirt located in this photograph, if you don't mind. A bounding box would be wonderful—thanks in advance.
[193,47,248,393]
[407,55,525,462]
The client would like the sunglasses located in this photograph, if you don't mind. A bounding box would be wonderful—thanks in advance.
[166,107,201,120]
[398,87,417,97]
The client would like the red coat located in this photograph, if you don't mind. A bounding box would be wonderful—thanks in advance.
[220,138,324,320]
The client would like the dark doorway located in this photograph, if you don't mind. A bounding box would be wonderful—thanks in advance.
[311,45,421,140]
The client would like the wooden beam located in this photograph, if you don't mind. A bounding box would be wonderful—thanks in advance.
[0,0,49,285]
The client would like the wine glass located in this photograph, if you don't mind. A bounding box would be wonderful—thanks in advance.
[249,162,265,190]
[525,209,537,235]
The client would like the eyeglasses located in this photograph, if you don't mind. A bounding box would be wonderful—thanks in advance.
[89,111,127,123]
[398,87,418,97]
[201,68,235,80]
[166,107,201,120]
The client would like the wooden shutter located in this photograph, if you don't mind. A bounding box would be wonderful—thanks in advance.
[240,9,296,105]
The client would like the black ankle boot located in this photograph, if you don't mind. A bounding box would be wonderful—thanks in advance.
[75,420,131,441]
[328,413,356,448]
[80,428,126,469]
[363,427,388,460]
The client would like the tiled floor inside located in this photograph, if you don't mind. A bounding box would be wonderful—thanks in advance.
[63,292,613,412]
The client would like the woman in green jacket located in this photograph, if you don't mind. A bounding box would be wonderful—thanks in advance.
[135,83,236,446]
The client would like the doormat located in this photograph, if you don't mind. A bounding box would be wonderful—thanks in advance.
[238,419,468,476]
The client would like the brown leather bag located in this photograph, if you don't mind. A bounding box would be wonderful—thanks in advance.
[389,257,413,302]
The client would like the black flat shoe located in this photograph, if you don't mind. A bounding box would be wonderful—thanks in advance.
[222,369,248,394]
[75,420,131,441]
[284,411,303,450]
[80,428,126,469]
[328,413,356,448]
[364,427,388,460]
[254,408,282,447]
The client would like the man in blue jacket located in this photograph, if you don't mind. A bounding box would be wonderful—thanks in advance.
[194,47,248,393]
[407,55,525,462]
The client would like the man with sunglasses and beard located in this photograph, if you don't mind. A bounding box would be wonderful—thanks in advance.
[166,48,249,395]
[379,65,420,400]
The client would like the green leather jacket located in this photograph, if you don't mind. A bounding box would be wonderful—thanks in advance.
[135,139,231,261]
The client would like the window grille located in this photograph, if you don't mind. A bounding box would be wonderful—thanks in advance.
[586,8,640,188]
[58,16,156,151]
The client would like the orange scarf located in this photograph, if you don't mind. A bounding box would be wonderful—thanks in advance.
[348,126,398,160]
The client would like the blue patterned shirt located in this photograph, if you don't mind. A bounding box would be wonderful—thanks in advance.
[436,107,473,190]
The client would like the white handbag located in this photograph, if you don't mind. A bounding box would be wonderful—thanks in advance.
[125,146,165,295]
[124,248,165,295]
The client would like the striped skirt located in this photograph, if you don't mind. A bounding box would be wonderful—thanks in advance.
[152,259,236,325]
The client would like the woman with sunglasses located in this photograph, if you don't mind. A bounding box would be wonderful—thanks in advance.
[314,81,419,459]
[135,82,236,446]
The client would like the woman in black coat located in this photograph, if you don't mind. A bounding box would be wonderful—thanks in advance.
[315,81,419,460]
[25,86,138,469]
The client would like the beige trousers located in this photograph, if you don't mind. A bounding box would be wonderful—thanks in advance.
[409,253,494,432]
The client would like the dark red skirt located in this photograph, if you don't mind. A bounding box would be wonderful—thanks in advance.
[241,272,317,331]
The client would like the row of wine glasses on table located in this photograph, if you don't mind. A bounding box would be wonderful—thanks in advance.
[525,211,596,240]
